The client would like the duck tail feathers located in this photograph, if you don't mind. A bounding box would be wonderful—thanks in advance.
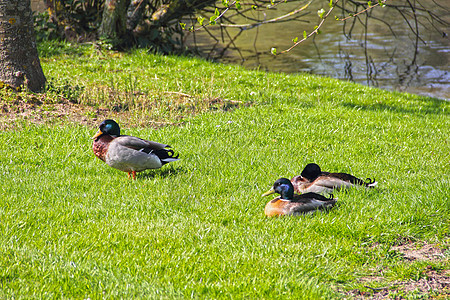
[161,157,180,164]
[365,178,377,187]
[154,148,180,165]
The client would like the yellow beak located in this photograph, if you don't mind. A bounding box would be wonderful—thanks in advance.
[92,130,103,140]
[262,188,276,197]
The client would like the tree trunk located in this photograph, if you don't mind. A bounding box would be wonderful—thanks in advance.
[127,0,148,31]
[99,0,217,42]
[99,0,131,40]
[150,0,216,24]
[0,0,46,92]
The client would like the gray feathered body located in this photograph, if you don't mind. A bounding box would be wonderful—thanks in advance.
[94,135,179,173]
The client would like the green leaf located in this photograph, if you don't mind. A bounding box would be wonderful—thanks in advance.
[292,37,298,43]
[210,14,217,25]
[215,8,220,17]
[222,0,229,7]
[368,1,372,6]
[251,5,257,10]
[378,0,386,7]
[329,0,333,8]
[197,17,205,26]
[303,31,307,39]
[335,16,340,20]
[317,8,325,18]
[271,47,277,55]
[180,23,186,30]
[235,0,242,10]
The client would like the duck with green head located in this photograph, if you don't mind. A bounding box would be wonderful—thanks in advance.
[262,178,336,217]
[291,163,377,195]
[92,119,179,179]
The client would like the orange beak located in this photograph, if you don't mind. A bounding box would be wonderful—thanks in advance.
[92,130,103,140]
[262,188,276,197]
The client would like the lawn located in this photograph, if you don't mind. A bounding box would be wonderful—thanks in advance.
[0,42,449,298]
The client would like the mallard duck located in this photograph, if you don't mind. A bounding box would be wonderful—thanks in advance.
[262,178,336,217]
[92,119,179,179]
[291,163,377,194]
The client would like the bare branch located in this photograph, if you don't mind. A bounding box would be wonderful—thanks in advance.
[339,0,386,21]
[281,0,340,54]
[219,1,313,30]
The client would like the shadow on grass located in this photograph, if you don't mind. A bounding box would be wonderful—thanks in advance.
[138,165,186,180]
[342,97,448,115]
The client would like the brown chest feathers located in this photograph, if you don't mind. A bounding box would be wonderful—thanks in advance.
[93,135,114,162]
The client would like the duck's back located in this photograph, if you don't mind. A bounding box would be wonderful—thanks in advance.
[327,172,367,185]
[105,137,164,172]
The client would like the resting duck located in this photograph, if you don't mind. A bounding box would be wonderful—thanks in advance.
[262,178,336,217]
[291,163,377,194]
[92,119,179,179]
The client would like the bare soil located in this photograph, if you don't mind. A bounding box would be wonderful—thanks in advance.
[0,91,245,130]
[344,242,450,299]
[0,95,113,130]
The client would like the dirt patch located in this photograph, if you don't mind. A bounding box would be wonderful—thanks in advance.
[348,270,450,299]
[0,89,248,130]
[0,96,115,130]
[391,243,448,261]
[343,243,450,299]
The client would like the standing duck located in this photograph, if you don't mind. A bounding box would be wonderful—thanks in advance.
[291,163,377,195]
[262,178,336,217]
[92,119,179,179]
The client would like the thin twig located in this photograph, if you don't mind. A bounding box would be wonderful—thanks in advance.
[364,285,389,291]
[339,0,387,21]
[164,92,192,98]
[282,0,340,53]
[219,1,313,30]
[194,1,237,31]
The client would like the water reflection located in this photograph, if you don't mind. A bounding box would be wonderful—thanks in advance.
[184,1,449,100]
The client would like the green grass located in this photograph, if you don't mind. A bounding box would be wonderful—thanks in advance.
[0,41,449,298]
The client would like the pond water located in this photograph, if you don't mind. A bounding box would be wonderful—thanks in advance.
[184,0,450,100]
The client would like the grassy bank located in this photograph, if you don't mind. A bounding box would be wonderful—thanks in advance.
[0,41,449,298]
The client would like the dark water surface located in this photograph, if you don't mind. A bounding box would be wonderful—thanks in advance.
[185,1,449,100]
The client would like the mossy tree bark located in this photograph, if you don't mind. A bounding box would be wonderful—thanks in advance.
[99,0,131,40]
[99,0,216,41]
[126,0,149,31]
[0,0,46,92]
[148,0,215,24]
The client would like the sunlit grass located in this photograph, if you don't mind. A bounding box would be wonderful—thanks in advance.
[0,41,448,298]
